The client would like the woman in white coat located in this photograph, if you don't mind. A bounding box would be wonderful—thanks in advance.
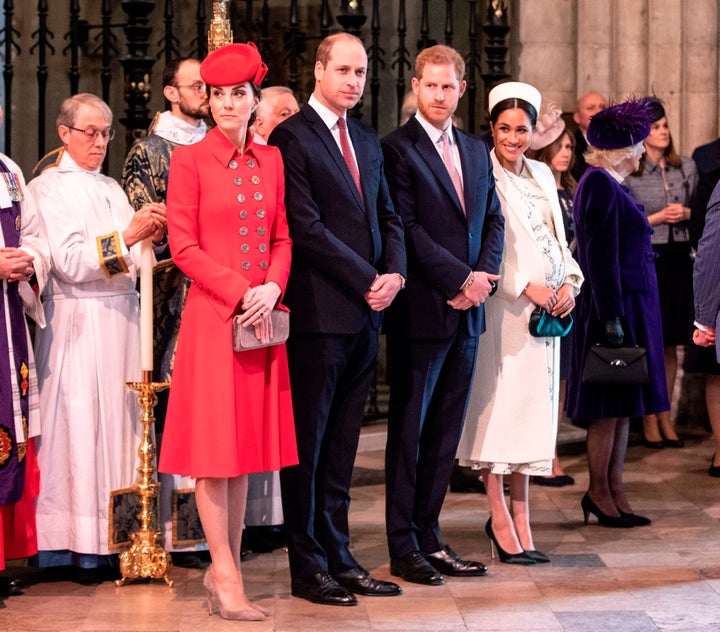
[457,83,583,563]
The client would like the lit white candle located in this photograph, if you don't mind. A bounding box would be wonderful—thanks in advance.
[140,238,154,372]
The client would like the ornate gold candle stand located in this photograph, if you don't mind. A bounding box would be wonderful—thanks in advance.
[208,0,233,52]
[116,371,173,587]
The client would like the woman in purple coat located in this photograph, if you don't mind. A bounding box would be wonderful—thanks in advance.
[566,98,669,528]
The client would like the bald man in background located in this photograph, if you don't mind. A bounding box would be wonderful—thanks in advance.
[571,91,608,181]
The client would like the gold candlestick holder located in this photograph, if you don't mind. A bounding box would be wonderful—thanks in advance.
[208,0,233,53]
[116,371,173,587]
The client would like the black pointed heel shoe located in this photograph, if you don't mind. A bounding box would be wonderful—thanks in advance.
[484,518,535,565]
[662,438,684,448]
[642,439,664,449]
[618,510,651,527]
[581,493,634,528]
[709,454,720,478]
[523,549,550,563]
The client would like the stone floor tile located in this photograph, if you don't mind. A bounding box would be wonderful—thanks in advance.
[555,610,657,632]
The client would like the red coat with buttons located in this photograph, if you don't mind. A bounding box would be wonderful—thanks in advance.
[159,127,298,477]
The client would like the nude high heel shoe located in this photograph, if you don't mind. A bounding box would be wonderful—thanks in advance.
[203,566,266,621]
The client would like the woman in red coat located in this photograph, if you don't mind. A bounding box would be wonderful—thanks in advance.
[159,43,297,620]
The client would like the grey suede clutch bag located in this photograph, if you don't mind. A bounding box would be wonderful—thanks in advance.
[232,309,289,351]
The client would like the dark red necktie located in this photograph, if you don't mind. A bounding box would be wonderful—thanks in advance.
[337,117,363,200]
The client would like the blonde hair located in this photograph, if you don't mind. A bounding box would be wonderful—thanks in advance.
[584,142,644,169]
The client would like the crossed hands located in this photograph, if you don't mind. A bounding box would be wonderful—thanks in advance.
[365,273,403,311]
[652,203,689,225]
[524,282,575,317]
[0,247,34,282]
[123,202,167,248]
[447,271,501,310]
[236,281,282,344]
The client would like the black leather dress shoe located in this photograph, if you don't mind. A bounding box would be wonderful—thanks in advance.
[390,551,444,585]
[291,572,358,606]
[0,576,24,598]
[423,545,488,576]
[334,566,402,596]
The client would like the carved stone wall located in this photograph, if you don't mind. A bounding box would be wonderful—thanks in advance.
[514,0,719,156]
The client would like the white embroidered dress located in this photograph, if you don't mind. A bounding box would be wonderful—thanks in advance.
[457,153,583,475]
[29,151,142,558]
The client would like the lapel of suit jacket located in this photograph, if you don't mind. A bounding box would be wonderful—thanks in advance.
[491,149,539,246]
[525,158,567,244]
[455,129,477,218]
[411,118,466,219]
[303,106,366,212]
[347,118,370,213]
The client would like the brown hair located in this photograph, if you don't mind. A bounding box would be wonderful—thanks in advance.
[632,131,682,176]
[415,45,465,82]
[527,130,577,192]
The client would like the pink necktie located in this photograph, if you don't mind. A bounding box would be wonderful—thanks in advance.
[337,117,363,200]
[440,131,465,214]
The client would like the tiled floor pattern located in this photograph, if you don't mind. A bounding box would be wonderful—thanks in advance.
[2,431,720,631]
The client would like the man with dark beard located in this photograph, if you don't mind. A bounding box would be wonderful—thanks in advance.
[123,58,209,210]
[121,58,209,565]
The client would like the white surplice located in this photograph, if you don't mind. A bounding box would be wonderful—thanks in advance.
[29,152,142,557]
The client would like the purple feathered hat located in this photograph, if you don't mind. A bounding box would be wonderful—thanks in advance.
[586,96,652,150]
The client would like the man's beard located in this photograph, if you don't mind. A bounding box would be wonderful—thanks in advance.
[178,100,208,121]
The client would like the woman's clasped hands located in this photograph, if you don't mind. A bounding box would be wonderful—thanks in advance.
[524,282,575,317]
[237,281,282,344]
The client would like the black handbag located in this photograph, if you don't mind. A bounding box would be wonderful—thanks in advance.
[529,306,573,338]
[581,344,649,385]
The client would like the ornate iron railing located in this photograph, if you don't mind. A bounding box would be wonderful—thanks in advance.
[1,1,511,168]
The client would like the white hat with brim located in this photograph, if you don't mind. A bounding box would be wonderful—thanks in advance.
[488,81,542,116]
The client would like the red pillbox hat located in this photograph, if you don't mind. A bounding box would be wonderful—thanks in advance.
[201,42,268,87]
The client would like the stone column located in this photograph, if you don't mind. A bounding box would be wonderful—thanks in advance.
[515,0,576,110]
[681,0,718,154]
[575,0,613,100]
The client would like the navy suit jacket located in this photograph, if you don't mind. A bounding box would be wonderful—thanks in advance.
[694,181,720,360]
[691,138,720,248]
[380,117,504,339]
[268,104,406,334]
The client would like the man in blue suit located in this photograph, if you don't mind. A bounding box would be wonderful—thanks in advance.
[693,186,720,373]
[269,33,407,606]
[381,45,504,585]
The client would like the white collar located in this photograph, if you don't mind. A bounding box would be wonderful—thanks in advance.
[414,112,455,146]
[604,166,625,184]
[55,150,101,176]
[308,94,348,131]
[153,110,207,146]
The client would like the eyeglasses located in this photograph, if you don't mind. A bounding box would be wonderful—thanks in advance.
[175,82,207,93]
[67,126,116,141]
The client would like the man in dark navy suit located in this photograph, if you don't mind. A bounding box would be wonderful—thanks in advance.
[381,45,504,585]
[269,33,406,606]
